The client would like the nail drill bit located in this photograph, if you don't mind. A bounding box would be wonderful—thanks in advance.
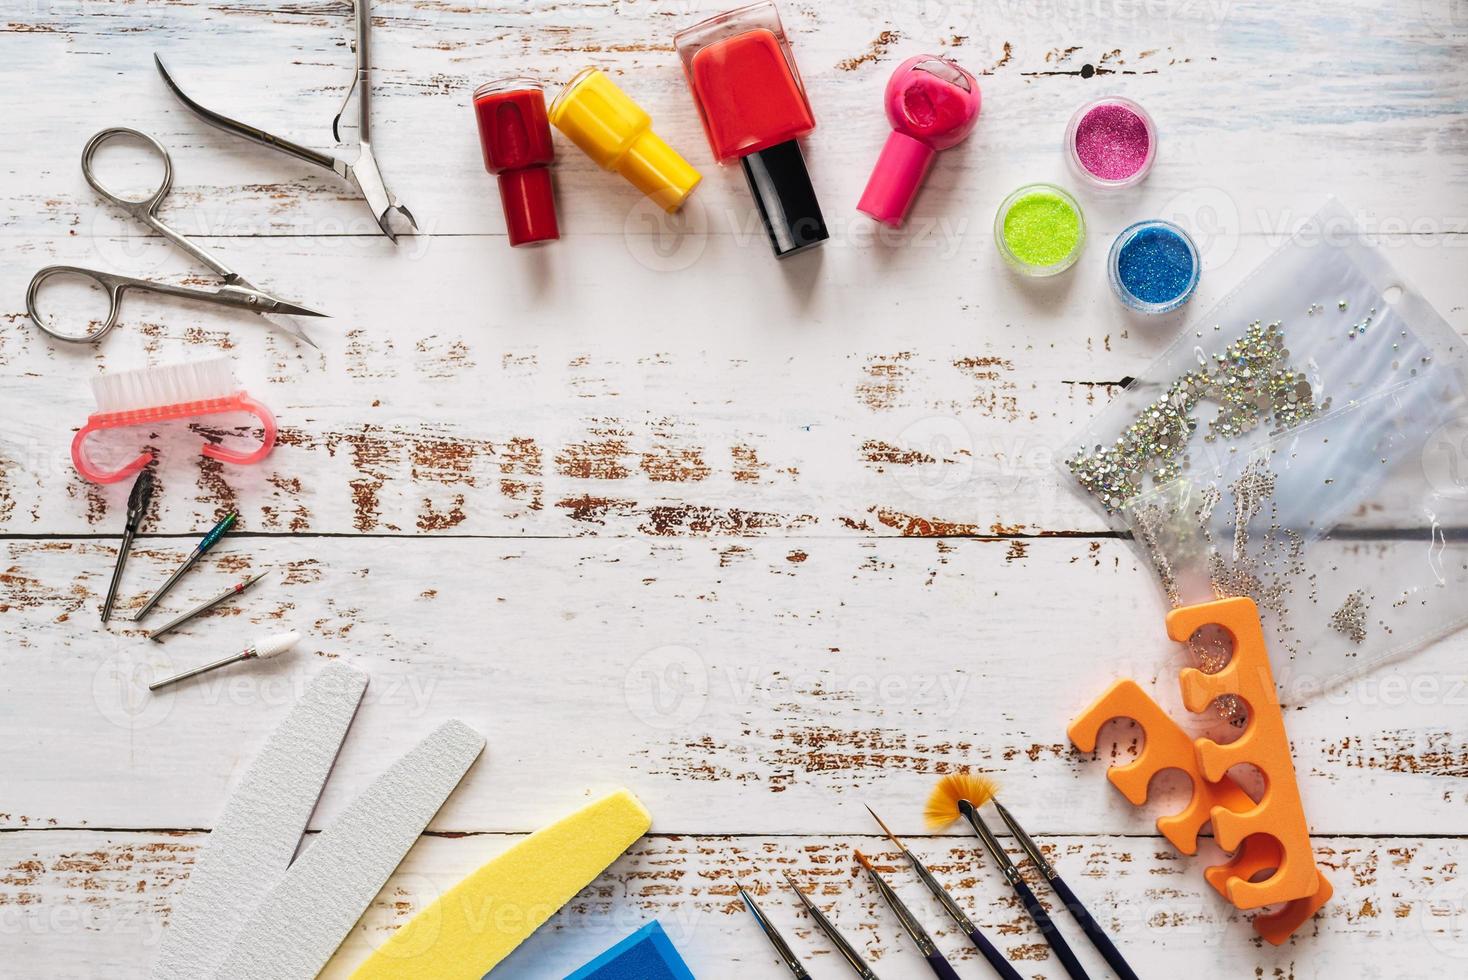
[148,630,299,692]
[147,571,269,641]
[739,885,812,979]
[133,510,237,621]
[101,468,154,621]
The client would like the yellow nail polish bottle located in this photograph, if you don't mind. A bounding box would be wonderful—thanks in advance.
[548,68,702,213]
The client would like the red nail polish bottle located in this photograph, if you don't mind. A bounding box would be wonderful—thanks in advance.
[675,1,828,258]
[473,78,559,247]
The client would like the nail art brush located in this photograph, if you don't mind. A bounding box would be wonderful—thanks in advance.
[147,571,268,640]
[738,885,812,979]
[864,806,1021,980]
[101,468,154,621]
[781,871,879,979]
[148,630,299,692]
[853,851,960,980]
[925,773,1091,980]
[133,510,237,621]
[991,798,1139,980]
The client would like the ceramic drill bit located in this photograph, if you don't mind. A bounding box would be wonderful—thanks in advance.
[148,630,299,692]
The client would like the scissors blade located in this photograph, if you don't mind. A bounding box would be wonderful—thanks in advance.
[273,317,322,350]
[248,294,327,349]
[216,282,321,316]
[211,285,326,348]
[263,298,329,319]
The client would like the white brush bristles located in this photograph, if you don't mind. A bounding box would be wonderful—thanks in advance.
[91,358,239,414]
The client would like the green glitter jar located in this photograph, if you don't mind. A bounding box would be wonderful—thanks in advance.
[994,183,1086,277]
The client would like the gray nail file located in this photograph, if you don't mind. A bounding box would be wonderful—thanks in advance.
[152,661,369,980]
[214,719,486,980]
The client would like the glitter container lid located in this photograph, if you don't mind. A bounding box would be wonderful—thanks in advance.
[1065,96,1157,188]
[994,183,1086,278]
[1108,219,1200,314]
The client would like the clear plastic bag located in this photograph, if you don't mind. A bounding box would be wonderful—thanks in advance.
[1062,200,1468,690]
[1123,369,1468,692]
[1064,200,1463,517]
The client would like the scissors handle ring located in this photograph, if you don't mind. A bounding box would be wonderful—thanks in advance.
[26,266,124,344]
[81,127,173,215]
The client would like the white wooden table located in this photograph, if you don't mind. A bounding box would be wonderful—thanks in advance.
[3,1,1467,977]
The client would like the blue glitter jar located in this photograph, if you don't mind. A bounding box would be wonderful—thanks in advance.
[1108,219,1200,313]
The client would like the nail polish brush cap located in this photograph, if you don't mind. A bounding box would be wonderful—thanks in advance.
[741,141,827,257]
[858,55,981,227]
[473,78,560,247]
[548,68,702,213]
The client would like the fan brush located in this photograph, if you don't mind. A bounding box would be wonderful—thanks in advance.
[925,772,1091,980]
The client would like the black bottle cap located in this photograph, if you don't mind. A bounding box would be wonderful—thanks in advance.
[739,140,828,258]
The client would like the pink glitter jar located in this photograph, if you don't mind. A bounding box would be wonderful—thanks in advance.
[1065,97,1156,188]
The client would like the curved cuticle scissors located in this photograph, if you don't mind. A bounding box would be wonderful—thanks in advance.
[26,127,326,346]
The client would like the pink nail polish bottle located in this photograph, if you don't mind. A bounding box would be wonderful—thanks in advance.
[857,55,981,227]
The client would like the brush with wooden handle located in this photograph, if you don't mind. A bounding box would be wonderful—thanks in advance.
[926,773,1092,980]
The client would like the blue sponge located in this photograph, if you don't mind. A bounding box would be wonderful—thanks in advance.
[564,922,695,980]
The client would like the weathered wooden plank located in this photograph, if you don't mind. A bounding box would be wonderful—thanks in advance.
[1,0,1465,239]
[3,535,1466,833]
[1,829,1465,979]
[3,1,1467,978]
[3,235,1465,537]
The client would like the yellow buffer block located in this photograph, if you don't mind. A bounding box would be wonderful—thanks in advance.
[350,789,652,979]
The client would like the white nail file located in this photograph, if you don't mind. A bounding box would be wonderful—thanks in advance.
[214,719,486,980]
[152,661,369,980]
